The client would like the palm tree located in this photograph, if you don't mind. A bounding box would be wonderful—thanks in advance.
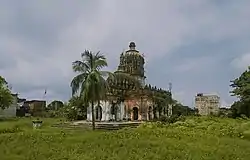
[70,50,141,130]
[71,50,108,130]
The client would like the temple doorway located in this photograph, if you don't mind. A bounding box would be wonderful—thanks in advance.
[111,103,117,120]
[153,106,157,119]
[148,106,153,120]
[95,106,102,121]
[133,107,139,120]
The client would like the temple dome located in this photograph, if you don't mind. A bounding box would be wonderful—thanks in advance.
[125,42,142,56]
[117,42,145,80]
[129,42,136,49]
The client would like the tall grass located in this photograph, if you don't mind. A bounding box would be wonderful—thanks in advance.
[0,117,250,160]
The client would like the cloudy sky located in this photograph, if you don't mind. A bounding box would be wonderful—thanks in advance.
[1,0,250,107]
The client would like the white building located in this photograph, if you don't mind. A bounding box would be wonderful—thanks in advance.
[87,101,126,121]
[195,93,220,116]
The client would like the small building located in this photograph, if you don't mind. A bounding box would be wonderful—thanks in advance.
[0,94,18,118]
[24,100,46,116]
[195,93,220,116]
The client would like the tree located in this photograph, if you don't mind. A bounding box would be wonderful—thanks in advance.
[0,76,13,110]
[47,100,64,110]
[67,96,87,120]
[71,50,109,130]
[172,103,195,116]
[230,66,250,117]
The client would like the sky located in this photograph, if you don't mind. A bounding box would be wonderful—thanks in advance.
[0,0,250,107]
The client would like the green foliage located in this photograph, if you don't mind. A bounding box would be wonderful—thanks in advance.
[230,66,250,117]
[63,96,87,120]
[231,100,250,118]
[172,103,195,116]
[47,107,67,118]
[47,100,64,110]
[1,117,250,159]
[230,66,250,101]
[142,116,250,140]
[159,115,181,124]
[63,104,86,121]
[0,125,22,134]
[46,97,87,120]
[218,108,233,118]
[71,50,110,129]
[0,76,13,110]
[71,51,109,102]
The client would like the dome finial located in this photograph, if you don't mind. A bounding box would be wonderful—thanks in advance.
[129,42,136,50]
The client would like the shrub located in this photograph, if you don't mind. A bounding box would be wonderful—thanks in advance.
[0,125,22,134]
[159,115,180,124]
[63,105,86,121]
[47,108,66,118]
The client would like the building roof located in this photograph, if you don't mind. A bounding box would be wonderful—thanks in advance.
[24,100,46,103]
[196,93,220,97]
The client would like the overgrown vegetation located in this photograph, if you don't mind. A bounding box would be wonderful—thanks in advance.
[0,76,13,110]
[0,117,250,160]
[230,66,250,117]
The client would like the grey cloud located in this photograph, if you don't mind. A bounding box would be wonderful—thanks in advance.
[0,52,17,70]
[231,53,250,71]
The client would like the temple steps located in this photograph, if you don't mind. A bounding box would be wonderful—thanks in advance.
[94,122,141,130]
[51,121,142,131]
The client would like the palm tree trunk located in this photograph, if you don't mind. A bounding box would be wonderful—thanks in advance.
[91,101,95,130]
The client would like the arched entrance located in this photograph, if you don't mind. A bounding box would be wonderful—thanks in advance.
[148,106,153,120]
[95,106,102,121]
[153,106,157,119]
[133,107,139,120]
[111,103,117,120]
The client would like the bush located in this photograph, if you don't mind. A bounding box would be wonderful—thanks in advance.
[47,108,66,118]
[63,105,86,121]
[45,104,86,120]
[159,115,180,124]
[0,125,23,134]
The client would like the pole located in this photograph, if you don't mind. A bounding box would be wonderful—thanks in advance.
[169,83,172,116]
[140,96,143,121]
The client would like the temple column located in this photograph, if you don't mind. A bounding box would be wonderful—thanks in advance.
[120,101,125,120]
[87,106,91,121]
[116,104,121,121]
[102,101,108,121]
[168,104,173,116]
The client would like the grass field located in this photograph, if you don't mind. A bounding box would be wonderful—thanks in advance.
[0,117,250,160]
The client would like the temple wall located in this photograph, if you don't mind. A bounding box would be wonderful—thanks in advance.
[86,96,167,121]
[124,97,154,121]
[87,101,126,121]
[87,101,111,121]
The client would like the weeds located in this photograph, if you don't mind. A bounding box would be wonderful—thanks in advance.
[0,117,250,160]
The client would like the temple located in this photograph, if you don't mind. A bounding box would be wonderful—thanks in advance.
[87,42,172,121]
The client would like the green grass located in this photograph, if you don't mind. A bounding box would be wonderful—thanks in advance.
[0,117,250,160]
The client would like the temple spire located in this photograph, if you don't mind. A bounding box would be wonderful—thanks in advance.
[129,42,136,50]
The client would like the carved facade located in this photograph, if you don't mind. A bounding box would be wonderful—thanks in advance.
[87,42,172,121]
